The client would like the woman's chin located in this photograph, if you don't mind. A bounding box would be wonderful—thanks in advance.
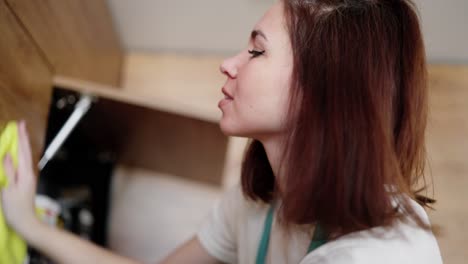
[220,125,261,141]
[219,120,237,136]
[219,119,247,137]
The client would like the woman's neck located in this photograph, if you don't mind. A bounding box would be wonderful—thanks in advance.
[259,134,287,184]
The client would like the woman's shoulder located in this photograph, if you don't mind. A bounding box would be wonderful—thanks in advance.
[300,199,443,264]
[219,183,268,211]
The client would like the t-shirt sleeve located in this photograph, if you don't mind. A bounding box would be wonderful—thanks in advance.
[197,184,243,264]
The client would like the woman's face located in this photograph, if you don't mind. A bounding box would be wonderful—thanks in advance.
[218,1,293,141]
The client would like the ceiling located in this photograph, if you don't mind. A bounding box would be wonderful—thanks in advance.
[107,0,468,63]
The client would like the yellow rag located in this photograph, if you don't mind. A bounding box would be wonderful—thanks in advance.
[0,121,27,264]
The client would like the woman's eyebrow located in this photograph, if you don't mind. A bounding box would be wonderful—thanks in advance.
[251,29,268,42]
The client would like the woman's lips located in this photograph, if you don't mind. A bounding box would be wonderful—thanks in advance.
[219,87,234,108]
[218,98,233,108]
[222,87,234,99]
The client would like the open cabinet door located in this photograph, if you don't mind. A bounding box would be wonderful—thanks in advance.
[4,0,123,87]
[0,0,52,168]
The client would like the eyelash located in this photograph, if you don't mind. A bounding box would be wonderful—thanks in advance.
[248,49,265,58]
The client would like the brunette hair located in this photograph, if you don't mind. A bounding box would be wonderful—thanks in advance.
[241,0,434,238]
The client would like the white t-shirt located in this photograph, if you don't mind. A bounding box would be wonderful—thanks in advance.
[197,184,443,264]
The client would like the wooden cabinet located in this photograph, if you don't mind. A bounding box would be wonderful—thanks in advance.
[0,0,52,166]
[0,0,228,185]
[1,0,123,170]
[58,52,230,185]
[5,0,123,87]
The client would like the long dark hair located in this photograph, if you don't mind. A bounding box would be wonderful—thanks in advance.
[241,0,433,238]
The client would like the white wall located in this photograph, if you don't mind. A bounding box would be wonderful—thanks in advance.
[414,0,468,63]
[107,0,275,55]
[107,0,468,62]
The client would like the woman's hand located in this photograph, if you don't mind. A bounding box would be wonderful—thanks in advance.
[1,121,143,264]
[1,121,40,237]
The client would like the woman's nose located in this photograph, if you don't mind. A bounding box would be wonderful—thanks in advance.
[219,55,238,79]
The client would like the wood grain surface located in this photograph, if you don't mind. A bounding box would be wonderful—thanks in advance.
[5,0,123,87]
[0,0,52,168]
[78,97,229,185]
[54,52,225,123]
[426,65,468,263]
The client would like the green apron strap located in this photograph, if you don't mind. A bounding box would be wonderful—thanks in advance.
[255,204,275,264]
[307,223,328,252]
[256,204,328,264]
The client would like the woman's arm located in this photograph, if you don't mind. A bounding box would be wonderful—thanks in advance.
[22,219,139,264]
[1,121,219,264]
[22,221,220,264]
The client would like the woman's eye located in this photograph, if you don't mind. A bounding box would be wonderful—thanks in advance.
[248,49,265,58]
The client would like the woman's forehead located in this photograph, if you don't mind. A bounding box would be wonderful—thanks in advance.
[253,2,288,43]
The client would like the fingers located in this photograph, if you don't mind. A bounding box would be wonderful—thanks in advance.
[17,120,35,183]
[18,121,33,166]
[3,154,17,187]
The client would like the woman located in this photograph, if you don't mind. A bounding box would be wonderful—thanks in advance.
[1,0,443,263]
